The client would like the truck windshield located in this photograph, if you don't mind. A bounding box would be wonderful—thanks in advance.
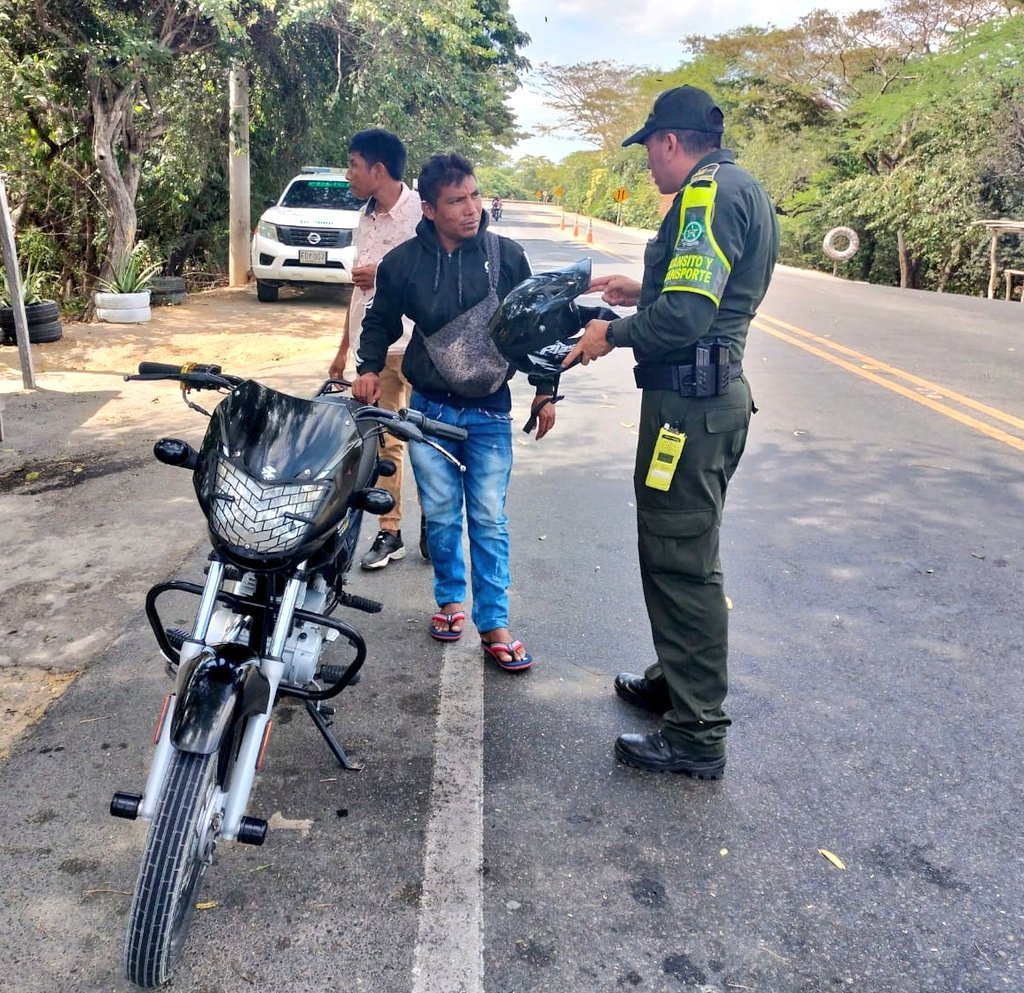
[280,180,366,211]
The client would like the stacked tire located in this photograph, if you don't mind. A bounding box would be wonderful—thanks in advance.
[150,276,187,306]
[0,300,63,344]
[95,290,151,324]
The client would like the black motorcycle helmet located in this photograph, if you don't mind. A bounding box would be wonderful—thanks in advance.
[489,258,618,375]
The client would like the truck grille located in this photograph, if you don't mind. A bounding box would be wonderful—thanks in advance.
[276,226,352,249]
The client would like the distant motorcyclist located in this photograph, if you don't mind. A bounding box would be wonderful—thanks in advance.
[490,196,503,222]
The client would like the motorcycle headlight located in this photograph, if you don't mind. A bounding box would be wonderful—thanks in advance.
[209,458,330,556]
[257,219,279,241]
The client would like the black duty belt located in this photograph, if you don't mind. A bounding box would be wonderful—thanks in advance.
[634,361,743,397]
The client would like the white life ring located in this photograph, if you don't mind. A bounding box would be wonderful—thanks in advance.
[823,226,859,262]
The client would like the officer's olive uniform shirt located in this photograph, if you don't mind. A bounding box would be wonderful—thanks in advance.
[609,149,780,363]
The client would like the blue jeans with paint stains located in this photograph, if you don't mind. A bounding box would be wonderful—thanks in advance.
[407,392,513,633]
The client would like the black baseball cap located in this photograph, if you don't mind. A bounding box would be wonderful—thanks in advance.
[622,85,725,147]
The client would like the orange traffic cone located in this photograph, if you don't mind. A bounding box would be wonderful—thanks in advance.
[560,213,566,230]
[585,218,594,244]
[572,214,579,237]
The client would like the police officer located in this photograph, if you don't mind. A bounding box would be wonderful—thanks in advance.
[563,85,779,778]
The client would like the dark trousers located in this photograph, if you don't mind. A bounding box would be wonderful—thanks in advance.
[633,379,752,756]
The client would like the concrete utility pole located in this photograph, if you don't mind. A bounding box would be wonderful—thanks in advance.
[228,63,251,288]
[0,175,35,390]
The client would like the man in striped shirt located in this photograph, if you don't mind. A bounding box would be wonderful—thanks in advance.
[329,128,425,568]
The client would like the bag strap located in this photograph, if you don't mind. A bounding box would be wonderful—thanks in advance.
[484,232,501,292]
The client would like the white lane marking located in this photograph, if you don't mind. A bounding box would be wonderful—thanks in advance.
[412,640,484,993]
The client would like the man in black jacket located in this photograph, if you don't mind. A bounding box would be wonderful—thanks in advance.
[352,153,557,671]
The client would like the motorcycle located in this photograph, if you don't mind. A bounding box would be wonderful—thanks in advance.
[490,201,503,221]
[109,361,466,988]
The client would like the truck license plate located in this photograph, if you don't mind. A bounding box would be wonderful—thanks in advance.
[298,249,327,264]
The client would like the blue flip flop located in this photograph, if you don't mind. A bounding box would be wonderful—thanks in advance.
[430,610,465,642]
[481,639,533,672]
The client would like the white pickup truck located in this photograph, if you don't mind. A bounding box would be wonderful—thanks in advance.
[250,167,365,302]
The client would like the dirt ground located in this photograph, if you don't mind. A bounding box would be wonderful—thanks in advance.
[0,282,353,758]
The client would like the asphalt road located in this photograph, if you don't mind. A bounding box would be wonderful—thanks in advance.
[1,202,1021,993]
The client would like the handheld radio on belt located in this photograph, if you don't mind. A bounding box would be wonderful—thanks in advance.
[633,339,740,397]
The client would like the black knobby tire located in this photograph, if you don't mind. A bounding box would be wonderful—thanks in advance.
[151,291,188,307]
[28,320,63,343]
[1,322,63,344]
[0,301,60,327]
[150,276,186,294]
[124,749,219,988]
[256,280,279,303]
[0,303,63,344]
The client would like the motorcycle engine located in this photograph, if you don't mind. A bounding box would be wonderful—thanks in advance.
[280,577,329,685]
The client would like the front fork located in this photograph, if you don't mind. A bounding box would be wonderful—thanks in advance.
[139,562,307,841]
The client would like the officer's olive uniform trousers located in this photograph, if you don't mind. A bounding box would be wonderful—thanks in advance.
[634,377,752,757]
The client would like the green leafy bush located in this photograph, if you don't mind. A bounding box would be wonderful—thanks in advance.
[97,244,162,294]
[0,260,56,307]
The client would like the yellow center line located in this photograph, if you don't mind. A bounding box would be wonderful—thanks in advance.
[758,313,1024,432]
[753,315,1024,456]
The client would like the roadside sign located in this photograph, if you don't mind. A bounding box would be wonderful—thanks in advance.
[554,186,564,197]
[613,187,629,203]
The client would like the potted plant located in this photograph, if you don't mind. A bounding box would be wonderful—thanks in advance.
[94,244,162,323]
[0,260,62,344]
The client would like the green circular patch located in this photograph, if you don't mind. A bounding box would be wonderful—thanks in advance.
[682,220,704,244]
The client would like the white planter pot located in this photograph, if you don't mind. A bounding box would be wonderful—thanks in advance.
[95,290,152,324]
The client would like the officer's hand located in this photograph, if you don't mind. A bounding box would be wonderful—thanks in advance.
[351,264,377,291]
[351,372,381,404]
[562,319,613,369]
[530,395,556,441]
[589,274,641,308]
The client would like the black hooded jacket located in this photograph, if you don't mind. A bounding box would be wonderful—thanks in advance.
[356,211,557,410]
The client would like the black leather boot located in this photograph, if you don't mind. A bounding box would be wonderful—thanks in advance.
[614,731,726,779]
[614,672,671,714]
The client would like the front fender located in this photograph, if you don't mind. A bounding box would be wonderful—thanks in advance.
[170,643,271,755]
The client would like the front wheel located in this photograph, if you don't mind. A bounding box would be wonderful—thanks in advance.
[256,279,279,302]
[124,749,219,988]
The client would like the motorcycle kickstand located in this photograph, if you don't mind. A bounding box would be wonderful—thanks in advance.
[305,700,363,771]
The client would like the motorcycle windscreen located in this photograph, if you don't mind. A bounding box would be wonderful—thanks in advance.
[202,380,362,483]
[194,381,364,562]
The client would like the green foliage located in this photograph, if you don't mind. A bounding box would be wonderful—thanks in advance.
[525,5,1024,295]
[491,145,664,229]
[0,0,530,301]
[4,0,1022,301]
[531,62,644,151]
[0,258,56,307]
[97,244,162,293]
[820,15,1024,289]
[475,165,518,198]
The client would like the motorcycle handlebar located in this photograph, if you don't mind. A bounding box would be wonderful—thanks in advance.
[398,408,467,443]
[125,361,241,389]
[137,361,227,378]
[138,361,190,376]
[127,370,467,444]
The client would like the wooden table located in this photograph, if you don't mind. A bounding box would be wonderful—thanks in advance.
[1004,268,1024,302]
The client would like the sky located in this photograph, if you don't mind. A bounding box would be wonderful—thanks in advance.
[505,0,873,161]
